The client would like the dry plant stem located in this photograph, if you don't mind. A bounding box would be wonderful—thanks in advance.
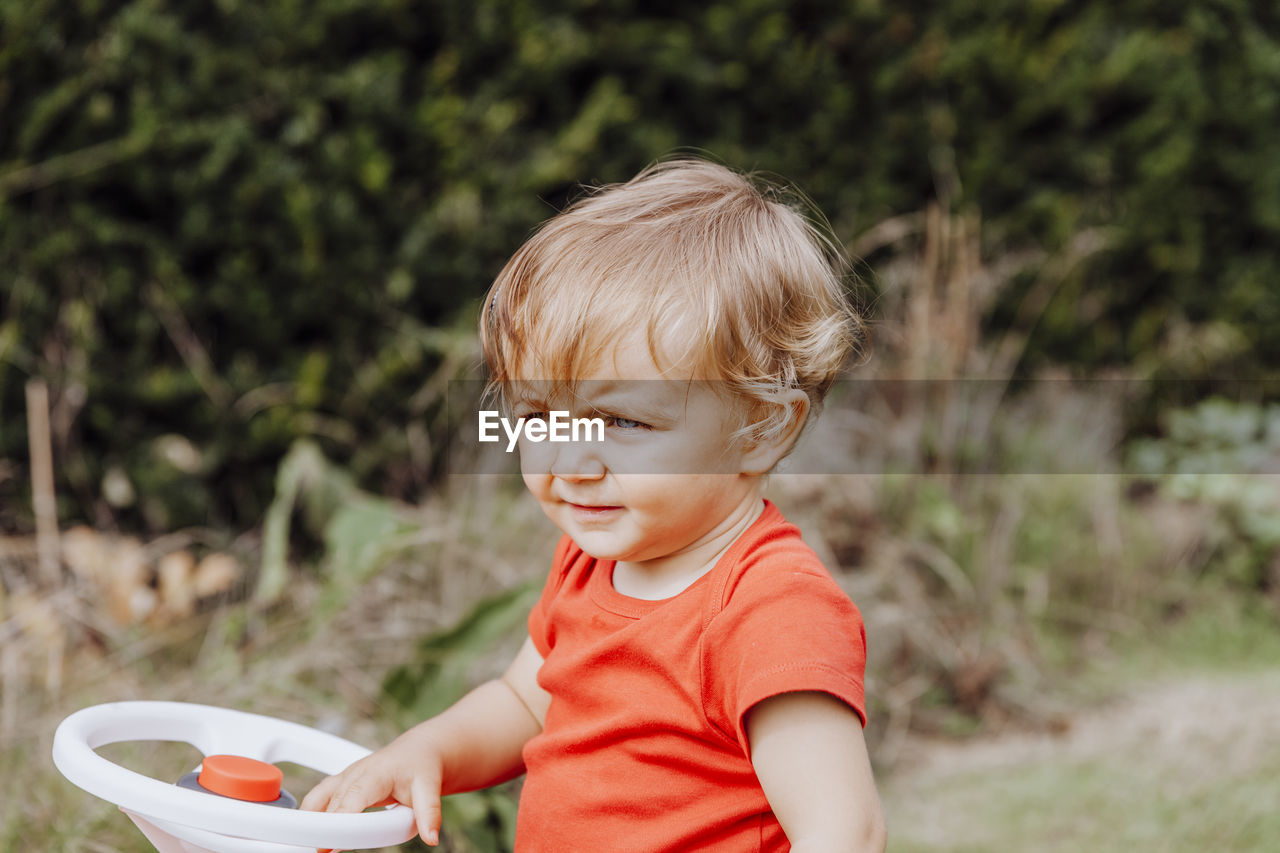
[0,132,153,200]
[955,228,1112,429]
[1,641,18,744]
[144,280,234,409]
[26,380,60,587]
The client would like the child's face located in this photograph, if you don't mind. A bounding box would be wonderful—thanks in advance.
[511,334,764,570]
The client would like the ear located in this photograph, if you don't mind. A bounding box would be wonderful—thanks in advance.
[739,389,811,476]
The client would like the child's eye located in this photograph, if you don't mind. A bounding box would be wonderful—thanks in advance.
[607,416,647,430]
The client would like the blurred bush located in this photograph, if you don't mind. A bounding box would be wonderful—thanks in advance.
[3,0,1279,531]
[1129,398,1280,593]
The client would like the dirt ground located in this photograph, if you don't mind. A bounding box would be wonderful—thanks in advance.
[881,669,1280,850]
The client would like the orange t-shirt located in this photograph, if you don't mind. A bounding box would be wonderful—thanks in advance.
[517,501,867,852]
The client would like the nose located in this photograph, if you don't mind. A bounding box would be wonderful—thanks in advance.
[549,440,606,480]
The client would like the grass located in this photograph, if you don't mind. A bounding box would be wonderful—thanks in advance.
[887,747,1280,853]
[883,606,1280,853]
[886,728,1280,853]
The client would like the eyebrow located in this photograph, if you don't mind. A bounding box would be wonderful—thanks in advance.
[578,380,692,421]
[505,379,701,421]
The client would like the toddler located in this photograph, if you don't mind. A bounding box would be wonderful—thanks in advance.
[303,158,886,851]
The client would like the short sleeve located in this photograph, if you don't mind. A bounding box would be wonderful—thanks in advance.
[703,564,867,753]
[527,535,578,659]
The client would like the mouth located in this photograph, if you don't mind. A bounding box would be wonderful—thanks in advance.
[565,501,623,516]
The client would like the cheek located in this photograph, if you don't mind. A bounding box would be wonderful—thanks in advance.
[612,475,695,512]
[646,475,741,516]
[521,467,550,499]
[518,441,556,477]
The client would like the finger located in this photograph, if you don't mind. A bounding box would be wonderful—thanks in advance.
[411,775,442,847]
[304,776,342,853]
[300,774,339,812]
[335,778,384,814]
[317,768,381,814]
[316,795,396,853]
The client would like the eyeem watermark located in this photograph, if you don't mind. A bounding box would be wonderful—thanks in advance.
[478,411,606,452]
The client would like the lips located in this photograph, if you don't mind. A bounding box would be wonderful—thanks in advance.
[564,501,624,523]
[567,502,622,512]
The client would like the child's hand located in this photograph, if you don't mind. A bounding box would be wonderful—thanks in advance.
[300,727,445,849]
[300,640,548,852]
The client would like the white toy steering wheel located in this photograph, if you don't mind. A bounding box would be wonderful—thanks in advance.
[52,701,417,852]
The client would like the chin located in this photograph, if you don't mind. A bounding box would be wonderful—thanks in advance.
[569,536,623,560]
[563,531,633,562]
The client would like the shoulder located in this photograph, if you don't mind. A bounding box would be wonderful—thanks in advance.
[711,502,855,616]
[699,503,868,738]
[702,501,865,662]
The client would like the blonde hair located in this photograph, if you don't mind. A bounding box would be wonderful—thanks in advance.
[480,157,864,444]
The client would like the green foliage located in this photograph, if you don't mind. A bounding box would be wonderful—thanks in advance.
[382,581,539,853]
[257,438,420,608]
[1130,398,1280,478]
[3,1,1279,530]
[1129,398,1280,591]
[383,580,540,723]
[438,786,521,853]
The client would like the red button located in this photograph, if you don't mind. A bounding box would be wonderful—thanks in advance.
[197,755,283,802]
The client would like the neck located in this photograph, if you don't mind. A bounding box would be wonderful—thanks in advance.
[613,492,765,601]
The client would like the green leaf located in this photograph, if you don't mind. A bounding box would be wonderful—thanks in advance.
[383,580,540,722]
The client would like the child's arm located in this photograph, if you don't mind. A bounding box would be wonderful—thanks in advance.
[746,691,887,852]
[301,637,549,847]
